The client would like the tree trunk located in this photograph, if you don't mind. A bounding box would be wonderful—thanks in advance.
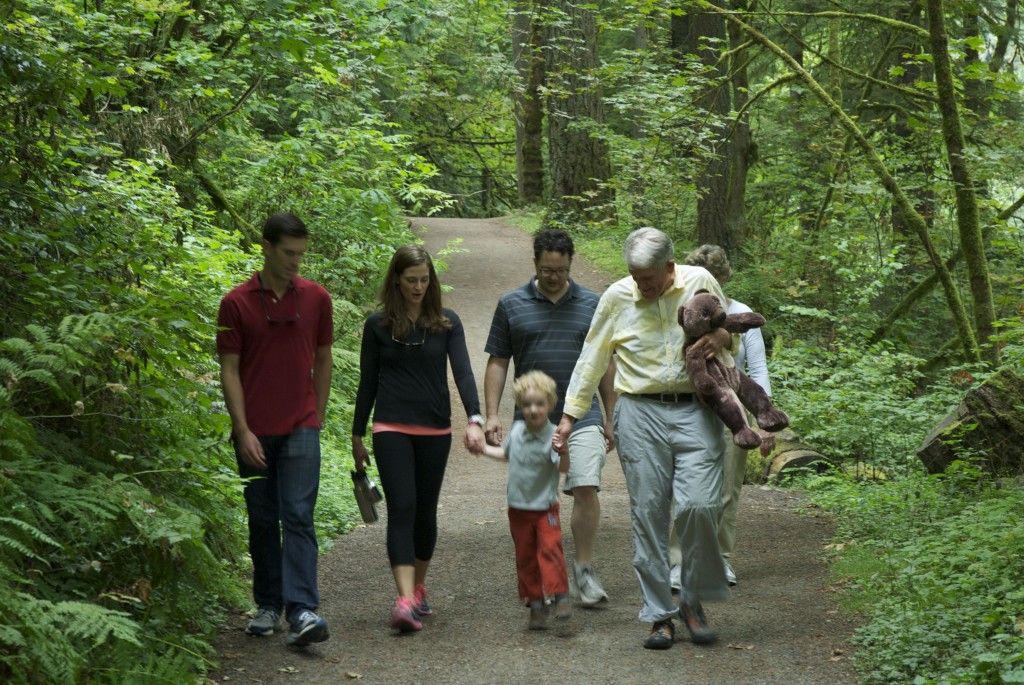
[917,368,1024,475]
[752,429,835,482]
[725,4,750,248]
[677,2,731,249]
[512,1,545,205]
[926,0,997,364]
[544,0,614,227]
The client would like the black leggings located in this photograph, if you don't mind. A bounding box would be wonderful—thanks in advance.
[372,431,452,566]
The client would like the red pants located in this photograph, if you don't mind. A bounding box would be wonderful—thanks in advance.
[508,503,569,603]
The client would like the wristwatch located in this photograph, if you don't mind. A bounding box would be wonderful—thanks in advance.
[467,414,484,427]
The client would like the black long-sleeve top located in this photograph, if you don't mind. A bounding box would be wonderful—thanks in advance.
[352,309,481,436]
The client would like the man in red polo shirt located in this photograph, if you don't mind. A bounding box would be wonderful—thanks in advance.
[217,212,333,647]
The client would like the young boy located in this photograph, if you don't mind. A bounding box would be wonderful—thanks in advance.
[469,370,572,630]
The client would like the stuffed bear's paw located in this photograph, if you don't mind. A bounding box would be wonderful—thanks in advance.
[757,408,789,433]
[733,427,762,449]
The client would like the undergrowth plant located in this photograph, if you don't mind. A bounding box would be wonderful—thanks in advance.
[807,464,1024,685]
[0,313,244,683]
[769,338,984,477]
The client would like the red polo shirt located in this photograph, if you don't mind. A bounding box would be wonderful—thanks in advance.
[217,273,333,436]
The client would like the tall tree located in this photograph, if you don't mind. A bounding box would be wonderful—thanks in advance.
[544,0,614,226]
[513,1,546,205]
[725,0,754,249]
[926,0,997,362]
[674,2,732,249]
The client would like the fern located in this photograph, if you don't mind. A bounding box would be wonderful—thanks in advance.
[0,590,141,684]
[0,514,62,564]
[46,600,141,647]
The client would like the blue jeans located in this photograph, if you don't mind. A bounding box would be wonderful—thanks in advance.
[235,427,321,623]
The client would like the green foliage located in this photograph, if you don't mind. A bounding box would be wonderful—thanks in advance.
[768,338,979,476]
[1,0,434,679]
[598,47,719,234]
[3,0,1024,681]
[808,468,1024,685]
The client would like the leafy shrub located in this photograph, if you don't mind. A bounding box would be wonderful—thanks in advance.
[770,339,984,477]
[808,467,1024,685]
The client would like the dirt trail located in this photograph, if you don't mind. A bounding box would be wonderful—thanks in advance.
[210,217,860,685]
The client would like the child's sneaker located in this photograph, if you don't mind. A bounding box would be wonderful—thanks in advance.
[574,563,609,606]
[528,602,548,630]
[553,595,572,620]
[414,584,432,616]
[390,596,422,633]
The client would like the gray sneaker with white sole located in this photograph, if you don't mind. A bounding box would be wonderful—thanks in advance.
[245,607,281,636]
[575,563,609,606]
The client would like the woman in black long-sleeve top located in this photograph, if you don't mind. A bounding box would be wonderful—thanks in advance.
[352,244,486,633]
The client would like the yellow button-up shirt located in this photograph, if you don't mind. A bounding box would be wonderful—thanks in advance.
[563,264,727,419]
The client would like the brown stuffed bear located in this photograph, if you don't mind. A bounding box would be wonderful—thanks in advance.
[677,290,789,449]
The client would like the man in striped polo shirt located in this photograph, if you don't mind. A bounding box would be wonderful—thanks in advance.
[483,228,616,607]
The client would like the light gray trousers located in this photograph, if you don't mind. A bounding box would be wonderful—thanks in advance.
[614,395,731,623]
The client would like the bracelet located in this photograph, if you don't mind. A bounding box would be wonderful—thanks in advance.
[467,414,484,427]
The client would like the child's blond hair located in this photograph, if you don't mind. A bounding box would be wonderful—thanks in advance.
[512,370,558,406]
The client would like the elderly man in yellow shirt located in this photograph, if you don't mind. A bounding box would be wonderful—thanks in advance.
[553,226,733,651]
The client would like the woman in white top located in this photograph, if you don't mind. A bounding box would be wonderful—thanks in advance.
[670,244,775,587]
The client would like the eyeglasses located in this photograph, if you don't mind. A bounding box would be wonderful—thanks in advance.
[259,282,301,324]
[392,326,426,348]
[538,267,570,277]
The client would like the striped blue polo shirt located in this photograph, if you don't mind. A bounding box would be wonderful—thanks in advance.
[484,279,604,430]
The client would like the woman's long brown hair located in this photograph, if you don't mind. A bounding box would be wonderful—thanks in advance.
[378,244,451,338]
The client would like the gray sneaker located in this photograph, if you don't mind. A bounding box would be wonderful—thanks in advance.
[245,607,281,636]
[575,563,608,606]
[285,609,329,647]
[724,562,737,586]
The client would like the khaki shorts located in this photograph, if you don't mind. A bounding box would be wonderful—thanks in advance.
[563,424,607,493]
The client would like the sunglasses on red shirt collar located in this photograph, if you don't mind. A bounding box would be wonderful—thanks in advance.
[258,277,301,324]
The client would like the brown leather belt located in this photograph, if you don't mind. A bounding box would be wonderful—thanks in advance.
[633,392,695,403]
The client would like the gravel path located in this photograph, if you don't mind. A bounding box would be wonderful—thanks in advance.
[210,217,860,685]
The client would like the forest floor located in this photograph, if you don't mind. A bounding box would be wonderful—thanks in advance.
[208,216,862,685]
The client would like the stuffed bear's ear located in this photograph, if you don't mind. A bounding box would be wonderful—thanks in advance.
[695,289,710,295]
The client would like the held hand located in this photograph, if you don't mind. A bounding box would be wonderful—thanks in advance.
[236,430,266,469]
[464,423,486,453]
[552,415,574,455]
[484,416,503,447]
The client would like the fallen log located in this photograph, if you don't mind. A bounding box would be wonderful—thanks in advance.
[752,429,836,482]
[916,368,1024,475]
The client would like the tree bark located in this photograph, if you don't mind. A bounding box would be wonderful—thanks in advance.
[725,2,751,247]
[917,368,1024,475]
[512,1,545,205]
[677,2,732,249]
[544,0,614,227]
[925,0,997,364]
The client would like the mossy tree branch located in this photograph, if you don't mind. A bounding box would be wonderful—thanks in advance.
[692,1,981,363]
